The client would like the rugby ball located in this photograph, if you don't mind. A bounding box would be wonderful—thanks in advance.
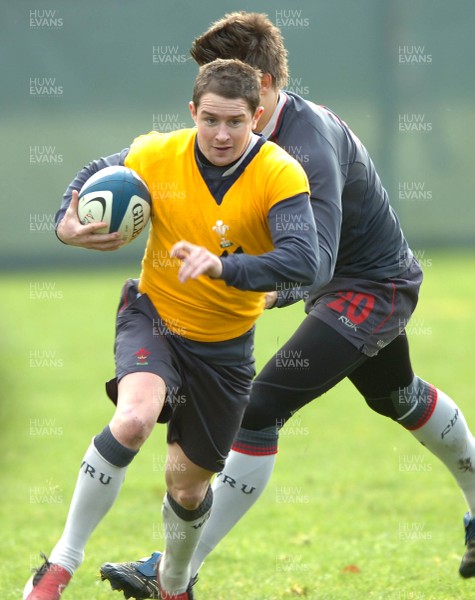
[78,166,151,245]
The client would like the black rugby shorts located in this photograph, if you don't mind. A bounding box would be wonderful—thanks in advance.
[107,279,255,471]
[308,258,423,356]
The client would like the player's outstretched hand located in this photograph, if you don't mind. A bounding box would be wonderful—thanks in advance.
[171,240,223,283]
[56,190,124,251]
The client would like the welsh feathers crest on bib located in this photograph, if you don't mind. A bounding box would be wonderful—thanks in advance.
[212,220,233,248]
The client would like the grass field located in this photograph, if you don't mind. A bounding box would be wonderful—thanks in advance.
[2,250,475,599]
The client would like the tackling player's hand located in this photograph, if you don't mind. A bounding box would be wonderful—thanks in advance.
[56,190,124,251]
[264,291,278,309]
[171,240,223,283]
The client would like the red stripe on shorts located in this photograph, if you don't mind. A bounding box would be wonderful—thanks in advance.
[372,282,397,335]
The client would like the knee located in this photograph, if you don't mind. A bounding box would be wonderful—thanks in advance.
[242,381,282,430]
[364,376,436,429]
[390,376,436,429]
[364,395,399,420]
[111,395,162,448]
[163,442,213,510]
[111,410,156,448]
[166,481,209,510]
[241,405,272,430]
[111,373,166,448]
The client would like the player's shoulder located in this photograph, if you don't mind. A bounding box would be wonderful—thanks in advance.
[284,91,328,115]
[130,128,196,154]
[257,138,309,192]
[283,92,342,131]
[281,92,360,160]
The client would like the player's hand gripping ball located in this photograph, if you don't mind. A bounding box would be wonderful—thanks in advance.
[78,166,151,245]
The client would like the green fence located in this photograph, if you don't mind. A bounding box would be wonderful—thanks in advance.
[1,0,473,270]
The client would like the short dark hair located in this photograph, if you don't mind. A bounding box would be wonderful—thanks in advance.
[192,58,262,114]
[190,12,289,89]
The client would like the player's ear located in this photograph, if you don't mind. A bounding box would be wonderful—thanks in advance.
[189,101,197,123]
[252,106,265,129]
[260,73,274,95]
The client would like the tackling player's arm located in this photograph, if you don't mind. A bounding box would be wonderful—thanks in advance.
[55,150,129,251]
[171,192,319,291]
[273,126,345,308]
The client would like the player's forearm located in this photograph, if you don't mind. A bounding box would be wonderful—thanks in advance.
[220,244,318,292]
[54,151,128,233]
[272,197,340,306]
[274,246,332,308]
[309,194,340,286]
[220,194,319,292]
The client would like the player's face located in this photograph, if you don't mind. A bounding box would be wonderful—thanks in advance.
[190,93,263,166]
